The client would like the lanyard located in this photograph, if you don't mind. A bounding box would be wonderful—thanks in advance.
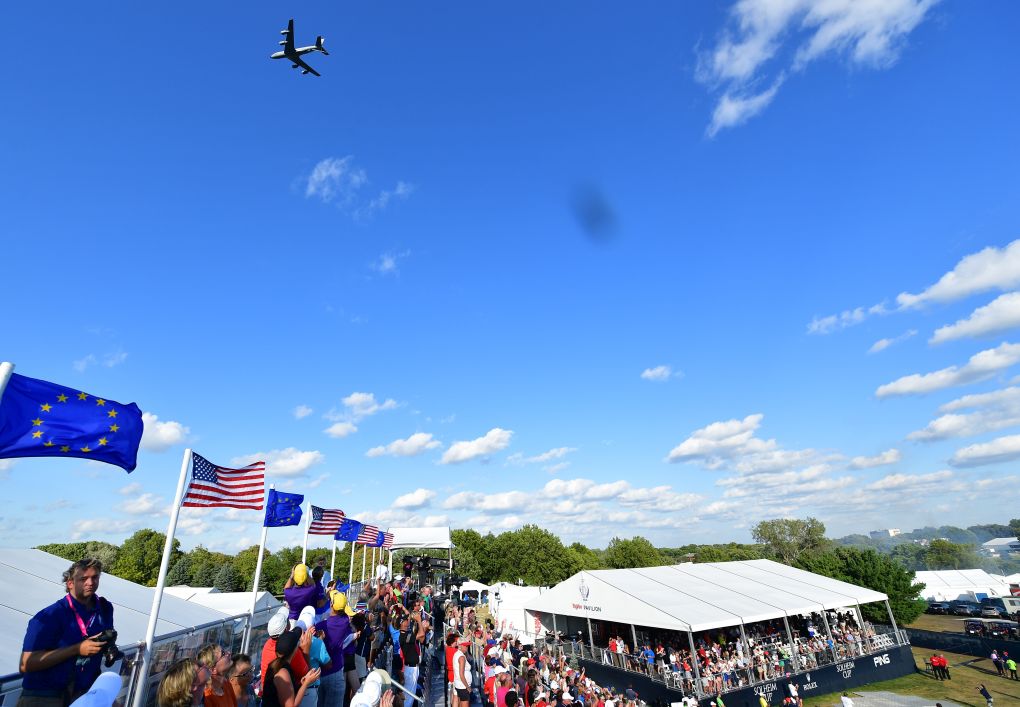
[66,595,100,638]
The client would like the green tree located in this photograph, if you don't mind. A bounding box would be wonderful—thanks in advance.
[796,547,926,625]
[110,530,182,586]
[213,563,241,592]
[752,517,830,564]
[234,545,271,591]
[36,541,120,569]
[489,525,576,586]
[888,543,926,571]
[662,543,764,563]
[452,529,499,584]
[1009,518,1020,541]
[603,537,664,569]
[567,542,604,571]
[923,539,983,570]
[967,524,1014,543]
[167,556,192,585]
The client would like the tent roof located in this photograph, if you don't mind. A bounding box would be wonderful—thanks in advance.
[914,569,1011,598]
[388,527,454,549]
[524,559,888,633]
[0,549,235,677]
[165,586,281,615]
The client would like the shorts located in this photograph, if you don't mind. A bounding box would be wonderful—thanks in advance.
[457,689,471,701]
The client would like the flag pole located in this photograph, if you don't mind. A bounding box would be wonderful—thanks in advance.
[330,538,337,580]
[362,542,367,583]
[371,547,376,583]
[0,362,14,401]
[348,541,355,588]
[241,484,272,654]
[301,501,311,565]
[131,448,193,707]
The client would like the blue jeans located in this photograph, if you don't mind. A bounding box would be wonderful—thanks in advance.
[303,684,319,707]
[403,665,419,707]
[317,670,346,707]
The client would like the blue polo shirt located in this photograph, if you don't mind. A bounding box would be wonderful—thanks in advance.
[22,594,114,693]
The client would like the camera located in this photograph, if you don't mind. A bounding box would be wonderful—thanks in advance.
[93,629,124,667]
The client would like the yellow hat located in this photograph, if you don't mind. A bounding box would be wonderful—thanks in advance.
[293,564,309,585]
[331,590,356,617]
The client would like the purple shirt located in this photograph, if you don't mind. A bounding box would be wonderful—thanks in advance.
[315,614,352,676]
[284,582,324,620]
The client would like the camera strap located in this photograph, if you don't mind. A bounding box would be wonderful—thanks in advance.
[66,595,101,638]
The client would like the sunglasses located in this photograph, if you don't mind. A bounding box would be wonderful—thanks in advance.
[232,668,254,679]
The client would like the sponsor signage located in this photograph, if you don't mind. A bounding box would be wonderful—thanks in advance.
[571,576,603,613]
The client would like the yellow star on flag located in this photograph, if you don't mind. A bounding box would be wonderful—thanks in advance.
[60,445,70,453]
[77,392,88,400]
[98,437,108,446]
[108,409,118,418]
[32,418,43,426]
[32,430,43,439]
[95,398,106,406]
[109,424,120,432]
[43,441,54,447]
[80,445,91,453]
[57,394,68,403]
[40,403,52,412]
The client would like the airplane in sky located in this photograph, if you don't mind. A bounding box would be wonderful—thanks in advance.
[270,19,328,77]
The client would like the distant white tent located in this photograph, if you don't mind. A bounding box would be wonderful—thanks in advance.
[165,586,281,615]
[0,550,240,674]
[914,569,1012,601]
[459,580,490,593]
[525,560,890,634]
[489,582,546,638]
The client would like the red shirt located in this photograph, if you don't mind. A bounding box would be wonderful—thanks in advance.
[260,637,309,688]
[446,645,458,682]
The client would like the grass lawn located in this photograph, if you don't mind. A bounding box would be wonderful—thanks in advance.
[800,647,1020,707]
[907,613,972,634]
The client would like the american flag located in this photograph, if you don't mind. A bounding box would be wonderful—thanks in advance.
[182,453,264,510]
[356,524,380,545]
[308,505,345,535]
[380,531,394,549]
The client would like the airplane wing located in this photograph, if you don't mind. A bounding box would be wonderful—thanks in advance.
[294,55,321,77]
[283,19,295,54]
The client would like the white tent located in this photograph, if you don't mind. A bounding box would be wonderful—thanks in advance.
[489,582,546,638]
[387,527,454,549]
[165,586,281,615]
[914,569,1012,601]
[0,549,238,674]
[459,580,490,593]
[525,559,889,634]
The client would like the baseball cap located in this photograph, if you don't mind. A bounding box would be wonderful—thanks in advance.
[493,667,507,675]
[70,672,122,707]
[331,591,356,617]
[561,694,574,703]
[276,628,302,657]
[267,607,289,637]
[293,564,309,585]
[459,639,472,646]
[297,606,317,631]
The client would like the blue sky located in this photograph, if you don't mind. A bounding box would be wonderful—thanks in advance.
[3,1,1020,554]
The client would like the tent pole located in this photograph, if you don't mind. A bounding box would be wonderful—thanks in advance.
[884,599,899,638]
[820,608,837,662]
[738,621,752,685]
[782,615,799,671]
[686,631,702,698]
[630,624,639,664]
[586,615,595,658]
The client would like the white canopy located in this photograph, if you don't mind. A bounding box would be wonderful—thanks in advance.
[0,549,237,676]
[914,569,1012,601]
[388,526,454,549]
[165,586,281,615]
[490,582,546,637]
[458,580,490,593]
[525,559,888,633]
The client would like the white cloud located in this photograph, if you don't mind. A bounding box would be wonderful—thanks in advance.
[545,462,570,475]
[698,0,938,135]
[869,329,917,354]
[950,434,1020,468]
[908,386,1020,441]
[507,447,577,465]
[140,412,190,452]
[118,493,164,515]
[441,428,513,464]
[119,482,142,496]
[232,447,324,478]
[324,422,358,438]
[848,448,901,469]
[103,351,128,368]
[618,486,702,512]
[898,239,1020,309]
[808,303,888,335]
[334,392,399,422]
[73,354,96,372]
[305,156,368,205]
[875,342,1020,398]
[866,469,952,491]
[372,250,411,276]
[392,488,436,509]
[293,405,313,419]
[442,489,530,513]
[666,414,773,466]
[359,182,415,219]
[640,365,679,382]
[366,432,441,458]
[71,518,138,541]
[931,292,1020,344]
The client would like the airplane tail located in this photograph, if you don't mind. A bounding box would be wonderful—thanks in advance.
[316,36,329,55]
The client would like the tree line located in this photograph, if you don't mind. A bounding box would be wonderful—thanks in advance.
[36,517,1020,626]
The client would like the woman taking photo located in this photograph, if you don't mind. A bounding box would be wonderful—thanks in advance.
[264,628,321,707]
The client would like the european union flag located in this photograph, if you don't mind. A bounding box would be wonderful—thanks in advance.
[335,518,363,542]
[0,372,144,472]
[265,489,304,527]
[372,531,386,548]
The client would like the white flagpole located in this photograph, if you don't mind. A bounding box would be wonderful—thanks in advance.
[131,448,193,707]
[0,362,15,401]
[241,484,272,654]
[301,501,311,565]
[371,547,377,583]
[361,542,367,583]
[348,541,356,588]
[330,538,337,581]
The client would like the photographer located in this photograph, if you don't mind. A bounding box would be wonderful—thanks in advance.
[398,609,427,707]
[19,559,116,707]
